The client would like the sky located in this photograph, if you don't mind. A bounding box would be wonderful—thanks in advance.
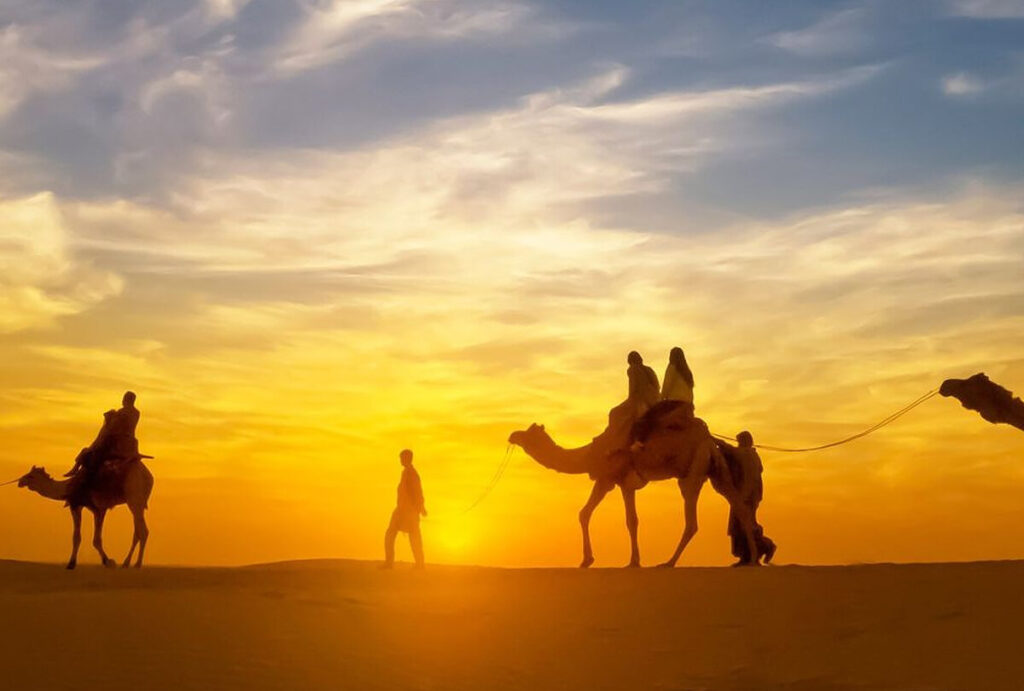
[1,0,1023,567]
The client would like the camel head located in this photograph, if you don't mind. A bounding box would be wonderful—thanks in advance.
[508,423,547,450]
[18,465,52,489]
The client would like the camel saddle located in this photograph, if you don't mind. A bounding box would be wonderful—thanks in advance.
[66,454,147,508]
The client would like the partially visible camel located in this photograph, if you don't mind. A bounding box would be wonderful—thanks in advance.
[509,411,757,568]
[18,463,154,569]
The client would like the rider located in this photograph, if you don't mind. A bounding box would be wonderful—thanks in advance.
[661,346,695,409]
[107,391,141,461]
[627,351,661,418]
[66,391,142,483]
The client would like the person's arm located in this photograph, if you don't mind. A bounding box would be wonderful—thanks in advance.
[413,472,427,516]
[647,366,660,394]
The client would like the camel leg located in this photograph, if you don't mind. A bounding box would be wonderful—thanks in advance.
[91,508,115,567]
[131,505,149,569]
[68,506,83,570]
[579,479,614,568]
[621,486,641,568]
[123,525,139,569]
[659,476,703,568]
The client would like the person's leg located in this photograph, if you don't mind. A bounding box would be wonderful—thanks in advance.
[409,522,424,568]
[752,508,776,562]
[383,513,399,567]
[728,510,746,563]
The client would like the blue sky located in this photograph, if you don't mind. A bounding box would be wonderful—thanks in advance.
[2,0,1022,218]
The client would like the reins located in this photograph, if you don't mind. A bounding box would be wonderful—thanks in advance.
[711,388,940,453]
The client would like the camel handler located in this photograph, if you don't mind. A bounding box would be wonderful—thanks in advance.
[383,449,427,569]
[716,431,776,565]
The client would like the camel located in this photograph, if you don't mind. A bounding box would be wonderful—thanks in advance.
[18,462,154,569]
[509,408,758,568]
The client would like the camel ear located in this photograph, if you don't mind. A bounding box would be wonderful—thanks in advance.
[539,424,545,431]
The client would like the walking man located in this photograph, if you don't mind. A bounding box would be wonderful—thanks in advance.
[383,449,427,569]
[717,431,777,565]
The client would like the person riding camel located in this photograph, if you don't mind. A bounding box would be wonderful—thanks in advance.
[627,351,661,418]
[107,391,141,461]
[66,391,143,491]
[632,346,696,445]
[661,346,695,410]
[595,352,661,469]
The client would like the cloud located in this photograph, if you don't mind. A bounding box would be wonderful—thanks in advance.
[56,64,881,279]
[0,23,105,119]
[0,193,122,333]
[942,71,986,96]
[770,8,869,57]
[947,0,1024,18]
[271,0,539,74]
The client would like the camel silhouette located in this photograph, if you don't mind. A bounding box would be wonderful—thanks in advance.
[509,413,757,568]
[18,463,154,569]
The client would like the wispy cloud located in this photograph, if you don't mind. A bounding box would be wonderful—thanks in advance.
[942,71,986,96]
[271,0,540,74]
[769,8,869,56]
[0,194,122,333]
[947,0,1024,18]
[0,23,105,118]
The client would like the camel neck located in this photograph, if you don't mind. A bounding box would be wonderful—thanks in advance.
[30,476,71,501]
[520,433,593,475]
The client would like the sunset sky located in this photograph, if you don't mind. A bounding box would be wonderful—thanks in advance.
[1,0,1023,567]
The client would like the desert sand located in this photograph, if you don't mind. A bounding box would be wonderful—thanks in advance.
[0,558,1019,690]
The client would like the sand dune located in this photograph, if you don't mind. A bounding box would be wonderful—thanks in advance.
[0,559,1018,690]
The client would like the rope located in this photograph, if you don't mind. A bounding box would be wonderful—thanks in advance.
[712,389,939,453]
[0,477,20,487]
[427,445,515,522]
[458,445,515,515]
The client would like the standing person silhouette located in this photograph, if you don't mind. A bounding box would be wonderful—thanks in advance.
[383,449,427,569]
[718,431,776,565]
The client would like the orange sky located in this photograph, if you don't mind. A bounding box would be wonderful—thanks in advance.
[2,186,1023,567]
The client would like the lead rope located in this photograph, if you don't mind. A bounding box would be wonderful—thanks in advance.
[458,444,515,515]
[712,389,940,453]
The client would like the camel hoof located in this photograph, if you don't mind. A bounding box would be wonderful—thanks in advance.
[66,561,76,570]
[122,562,131,569]
[134,563,142,569]
[579,557,594,569]
[656,561,675,569]
[626,561,641,569]
[103,559,116,568]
